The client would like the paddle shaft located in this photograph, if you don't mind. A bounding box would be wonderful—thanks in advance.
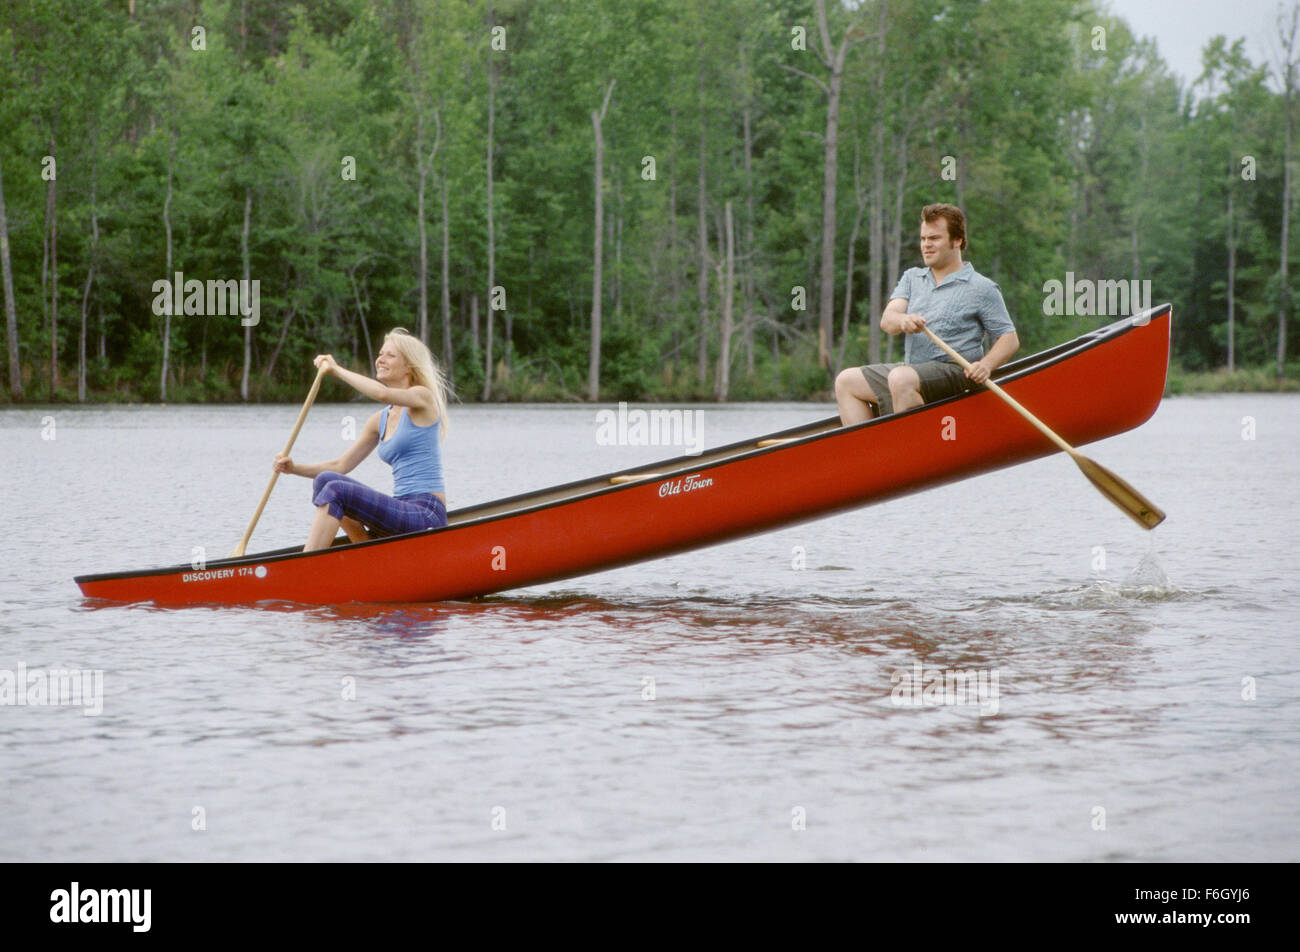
[919,324,1165,530]
[919,326,1077,457]
[231,363,329,556]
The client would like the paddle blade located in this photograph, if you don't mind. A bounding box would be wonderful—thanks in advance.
[1073,454,1166,530]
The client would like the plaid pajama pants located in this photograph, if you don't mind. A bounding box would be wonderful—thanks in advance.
[312,471,447,537]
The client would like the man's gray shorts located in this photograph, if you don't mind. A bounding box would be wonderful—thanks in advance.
[860,359,970,416]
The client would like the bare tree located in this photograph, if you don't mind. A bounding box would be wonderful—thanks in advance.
[1227,150,1238,371]
[347,253,375,369]
[866,0,887,365]
[781,0,871,379]
[697,49,710,386]
[239,188,252,401]
[79,142,99,402]
[440,152,453,381]
[0,156,20,399]
[715,200,735,399]
[589,78,615,400]
[836,140,867,372]
[160,120,175,400]
[43,124,58,398]
[483,52,498,401]
[1275,3,1299,379]
[739,42,758,376]
[416,107,441,346]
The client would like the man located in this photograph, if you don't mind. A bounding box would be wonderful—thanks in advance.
[835,203,1019,425]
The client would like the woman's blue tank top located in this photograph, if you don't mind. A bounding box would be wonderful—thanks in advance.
[376,406,444,496]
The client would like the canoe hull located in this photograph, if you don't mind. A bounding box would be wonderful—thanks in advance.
[76,307,1171,605]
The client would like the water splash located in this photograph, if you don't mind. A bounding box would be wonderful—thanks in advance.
[1123,535,1171,592]
[988,538,1187,610]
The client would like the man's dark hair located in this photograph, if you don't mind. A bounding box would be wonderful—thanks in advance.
[921,203,967,251]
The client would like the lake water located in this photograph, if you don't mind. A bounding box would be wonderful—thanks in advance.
[1,396,1297,860]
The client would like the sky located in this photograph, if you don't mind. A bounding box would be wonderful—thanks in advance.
[1109,0,1287,91]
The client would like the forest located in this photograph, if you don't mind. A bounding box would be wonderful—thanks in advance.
[1,0,1296,404]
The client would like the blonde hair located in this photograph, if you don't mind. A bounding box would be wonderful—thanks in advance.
[384,328,451,440]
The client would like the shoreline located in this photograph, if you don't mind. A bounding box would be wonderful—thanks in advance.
[4,384,1298,408]
[3,360,1296,406]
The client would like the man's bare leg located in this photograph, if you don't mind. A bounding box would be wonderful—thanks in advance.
[887,366,924,413]
[835,368,880,425]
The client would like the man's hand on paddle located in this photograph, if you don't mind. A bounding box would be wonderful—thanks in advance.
[897,313,927,334]
[965,359,992,384]
[272,453,296,475]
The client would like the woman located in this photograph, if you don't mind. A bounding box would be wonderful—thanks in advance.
[273,328,450,551]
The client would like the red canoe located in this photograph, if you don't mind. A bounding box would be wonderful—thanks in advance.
[75,306,1172,605]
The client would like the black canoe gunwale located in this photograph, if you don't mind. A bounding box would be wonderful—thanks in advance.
[75,305,1170,587]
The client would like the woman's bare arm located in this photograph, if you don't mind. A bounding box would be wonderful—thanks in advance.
[314,355,436,415]
[274,411,381,478]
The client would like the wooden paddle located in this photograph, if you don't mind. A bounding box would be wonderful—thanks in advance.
[230,363,330,557]
[920,325,1165,530]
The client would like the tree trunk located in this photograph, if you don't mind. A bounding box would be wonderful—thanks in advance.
[868,120,884,362]
[742,88,757,376]
[46,132,59,399]
[417,111,429,345]
[837,142,865,373]
[263,307,296,379]
[1131,115,1146,283]
[817,74,841,375]
[715,201,735,400]
[887,130,907,364]
[440,159,453,381]
[589,126,604,397]
[161,127,174,400]
[811,0,862,379]
[1227,184,1236,372]
[1280,18,1296,379]
[1280,136,1291,380]
[669,109,680,323]
[79,157,98,403]
[589,80,614,401]
[697,60,709,386]
[0,156,20,399]
[348,262,373,369]
[240,188,252,402]
[483,60,497,401]
[615,165,623,323]
[418,109,440,346]
[867,7,887,365]
[470,293,479,356]
[720,201,736,397]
